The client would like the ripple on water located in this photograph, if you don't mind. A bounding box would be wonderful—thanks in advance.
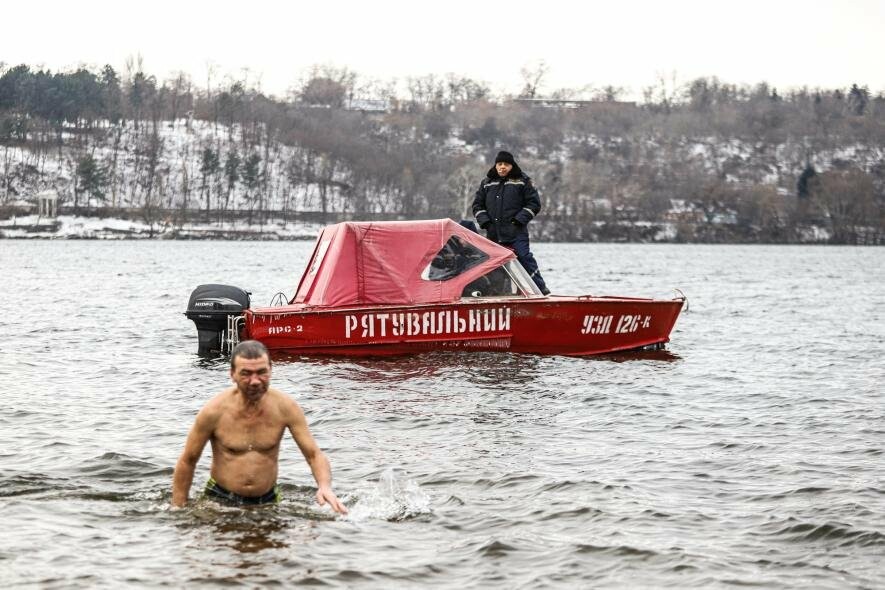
[761,518,885,548]
[2,242,884,588]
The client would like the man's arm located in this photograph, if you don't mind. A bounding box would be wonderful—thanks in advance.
[514,178,541,225]
[472,179,491,228]
[284,396,348,514]
[171,406,215,507]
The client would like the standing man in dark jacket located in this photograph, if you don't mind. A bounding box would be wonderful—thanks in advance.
[472,150,550,294]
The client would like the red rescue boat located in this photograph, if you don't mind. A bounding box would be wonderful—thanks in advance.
[185,219,684,357]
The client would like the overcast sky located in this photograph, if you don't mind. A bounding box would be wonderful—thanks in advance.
[3,0,884,99]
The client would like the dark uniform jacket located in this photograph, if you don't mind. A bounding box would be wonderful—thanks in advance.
[471,163,541,244]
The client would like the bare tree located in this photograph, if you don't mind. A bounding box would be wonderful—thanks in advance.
[167,71,193,127]
[812,167,879,243]
[519,60,549,98]
[297,64,357,108]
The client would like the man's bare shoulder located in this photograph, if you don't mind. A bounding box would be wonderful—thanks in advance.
[197,387,236,421]
[267,388,304,419]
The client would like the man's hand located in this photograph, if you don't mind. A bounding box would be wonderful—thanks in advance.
[511,218,524,226]
[480,221,491,230]
[316,485,348,515]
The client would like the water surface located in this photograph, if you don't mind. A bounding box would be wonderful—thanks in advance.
[1,241,883,588]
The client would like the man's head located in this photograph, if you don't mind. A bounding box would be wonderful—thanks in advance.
[495,150,516,178]
[230,340,271,402]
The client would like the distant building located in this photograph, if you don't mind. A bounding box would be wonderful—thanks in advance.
[345,98,390,113]
[510,98,637,110]
[664,199,705,223]
[36,189,59,218]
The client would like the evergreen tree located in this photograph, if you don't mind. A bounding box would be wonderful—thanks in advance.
[101,65,123,124]
[75,154,107,207]
[222,150,240,219]
[129,72,157,130]
[242,152,262,225]
[0,65,32,111]
[847,84,869,116]
[199,146,220,212]
[797,165,817,199]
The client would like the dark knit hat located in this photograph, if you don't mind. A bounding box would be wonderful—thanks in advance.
[495,151,516,165]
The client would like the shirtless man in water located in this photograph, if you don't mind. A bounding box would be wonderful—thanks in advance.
[171,340,347,513]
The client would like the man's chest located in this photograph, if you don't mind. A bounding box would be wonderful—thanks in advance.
[214,413,286,452]
[486,183,523,203]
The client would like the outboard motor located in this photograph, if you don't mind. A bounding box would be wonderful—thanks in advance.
[185,284,251,354]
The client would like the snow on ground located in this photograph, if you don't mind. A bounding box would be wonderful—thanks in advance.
[1,118,349,214]
[0,214,324,240]
[654,222,678,241]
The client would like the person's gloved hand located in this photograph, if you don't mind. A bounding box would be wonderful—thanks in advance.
[480,221,491,229]
[511,218,524,226]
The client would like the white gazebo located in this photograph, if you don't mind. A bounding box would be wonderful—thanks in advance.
[36,189,59,218]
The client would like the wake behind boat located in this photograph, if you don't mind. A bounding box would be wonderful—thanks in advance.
[185,219,684,357]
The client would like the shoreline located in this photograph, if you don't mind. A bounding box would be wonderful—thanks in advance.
[1,213,881,245]
[0,213,324,241]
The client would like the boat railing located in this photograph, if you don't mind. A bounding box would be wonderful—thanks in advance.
[221,314,245,354]
[673,288,689,311]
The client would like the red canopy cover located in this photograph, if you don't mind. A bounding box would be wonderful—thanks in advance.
[291,219,517,307]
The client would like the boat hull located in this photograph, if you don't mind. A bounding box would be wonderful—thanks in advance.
[243,296,684,357]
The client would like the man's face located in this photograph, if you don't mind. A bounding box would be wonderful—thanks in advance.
[495,162,513,177]
[231,354,271,402]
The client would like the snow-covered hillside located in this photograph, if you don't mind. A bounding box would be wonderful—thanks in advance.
[2,114,883,243]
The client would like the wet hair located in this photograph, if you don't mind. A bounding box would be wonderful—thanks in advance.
[230,340,270,370]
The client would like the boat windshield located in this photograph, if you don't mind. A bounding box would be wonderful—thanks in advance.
[421,235,489,281]
[461,260,543,298]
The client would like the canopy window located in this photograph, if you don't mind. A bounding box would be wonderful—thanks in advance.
[421,235,489,281]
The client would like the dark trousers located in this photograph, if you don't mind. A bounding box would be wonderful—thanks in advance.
[203,477,280,506]
[504,234,548,293]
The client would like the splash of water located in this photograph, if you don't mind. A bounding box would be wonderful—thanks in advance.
[345,467,431,522]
